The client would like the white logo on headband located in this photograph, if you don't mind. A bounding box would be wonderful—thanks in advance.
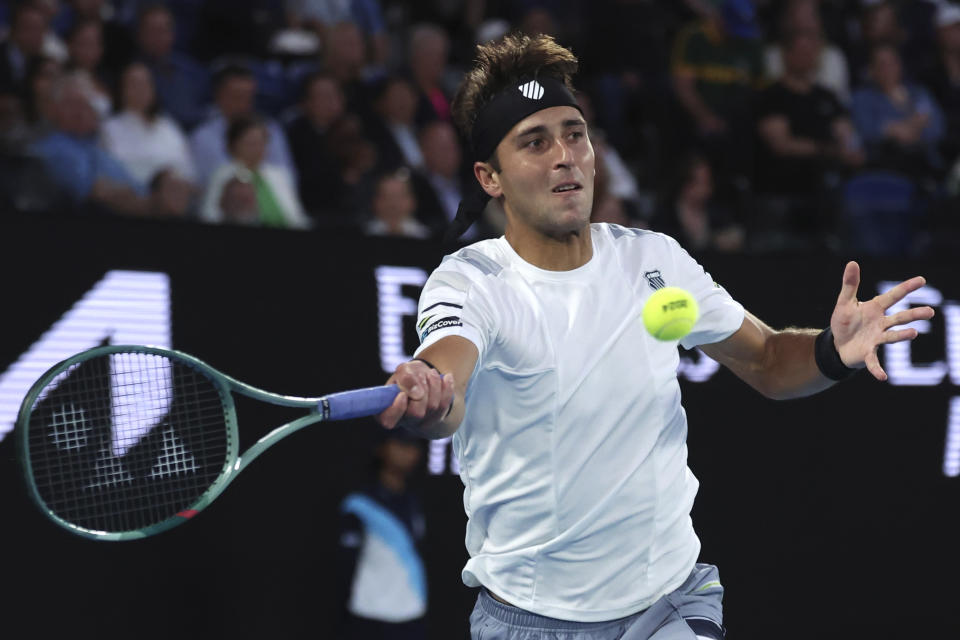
[518,80,544,100]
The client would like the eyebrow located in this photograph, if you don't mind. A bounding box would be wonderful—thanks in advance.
[514,119,587,140]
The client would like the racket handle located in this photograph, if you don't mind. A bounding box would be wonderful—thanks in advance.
[322,384,401,421]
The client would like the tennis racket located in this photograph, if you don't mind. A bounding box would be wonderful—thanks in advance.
[16,344,401,541]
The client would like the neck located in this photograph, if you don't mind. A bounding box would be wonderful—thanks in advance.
[379,467,406,492]
[504,218,593,271]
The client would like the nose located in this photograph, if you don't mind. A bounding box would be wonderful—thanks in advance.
[552,136,574,169]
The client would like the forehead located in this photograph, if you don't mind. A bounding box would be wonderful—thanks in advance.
[506,105,584,137]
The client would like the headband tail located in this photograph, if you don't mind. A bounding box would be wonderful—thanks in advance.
[445,185,491,243]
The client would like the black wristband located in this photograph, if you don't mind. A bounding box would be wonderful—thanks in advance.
[814,327,858,381]
[413,358,437,370]
[412,358,454,418]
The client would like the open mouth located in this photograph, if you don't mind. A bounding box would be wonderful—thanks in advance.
[552,182,582,193]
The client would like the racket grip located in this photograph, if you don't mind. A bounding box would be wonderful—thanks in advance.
[322,384,401,421]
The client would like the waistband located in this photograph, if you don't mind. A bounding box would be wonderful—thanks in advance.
[476,589,637,631]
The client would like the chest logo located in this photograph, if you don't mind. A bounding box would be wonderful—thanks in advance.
[644,270,666,290]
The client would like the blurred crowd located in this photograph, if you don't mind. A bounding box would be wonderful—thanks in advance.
[1,0,959,256]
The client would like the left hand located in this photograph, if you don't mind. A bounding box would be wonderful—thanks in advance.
[831,261,935,381]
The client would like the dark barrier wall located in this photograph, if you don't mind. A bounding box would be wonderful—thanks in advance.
[1,213,957,639]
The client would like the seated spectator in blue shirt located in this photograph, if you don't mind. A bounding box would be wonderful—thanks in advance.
[852,43,946,178]
[29,71,159,216]
[190,63,297,188]
[136,3,209,131]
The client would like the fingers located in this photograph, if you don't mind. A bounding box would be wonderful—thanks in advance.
[884,305,935,329]
[864,349,887,382]
[377,392,408,430]
[836,261,861,305]
[377,360,455,432]
[876,275,926,310]
[880,327,919,344]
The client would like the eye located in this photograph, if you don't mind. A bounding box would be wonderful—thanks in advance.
[569,130,585,141]
[525,138,544,150]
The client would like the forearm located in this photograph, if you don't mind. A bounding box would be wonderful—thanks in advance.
[755,329,836,400]
[703,314,836,401]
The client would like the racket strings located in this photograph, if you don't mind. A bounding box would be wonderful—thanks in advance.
[27,352,231,533]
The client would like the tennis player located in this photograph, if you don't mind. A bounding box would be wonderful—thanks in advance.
[377,33,934,640]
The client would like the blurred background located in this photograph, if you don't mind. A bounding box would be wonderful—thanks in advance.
[0,1,958,639]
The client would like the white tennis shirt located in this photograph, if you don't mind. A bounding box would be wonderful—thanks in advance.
[413,223,745,621]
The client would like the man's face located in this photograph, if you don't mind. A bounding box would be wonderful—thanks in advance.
[217,76,256,120]
[304,77,344,128]
[871,47,902,90]
[138,10,174,59]
[374,176,416,226]
[420,121,461,178]
[480,105,594,239]
[55,85,98,136]
[784,32,820,78]
[13,8,47,56]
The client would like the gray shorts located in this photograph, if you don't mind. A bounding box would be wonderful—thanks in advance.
[469,563,725,640]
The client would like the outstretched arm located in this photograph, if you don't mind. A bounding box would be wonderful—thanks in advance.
[701,261,935,399]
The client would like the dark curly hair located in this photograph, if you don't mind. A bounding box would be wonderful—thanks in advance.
[450,33,579,152]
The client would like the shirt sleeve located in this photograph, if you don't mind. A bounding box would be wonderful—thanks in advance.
[663,236,745,350]
[413,257,497,361]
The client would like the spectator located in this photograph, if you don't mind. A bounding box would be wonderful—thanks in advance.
[52,0,135,78]
[852,44,945,178]
[407,23,455,125]
[336,428,427,640]
[755,30,863,198]
[920,3,960,169]
[285,0,389,67]
[200,116,309,229]
[764,0,850,103]
[0,2,50,94]
[366,76,423,171]
[101,61,196,186]
[29,71,161,216]
[136,3,210,130]
[189,63,296,187]
[411,120,466,237]
[217,175,260,224]
[320,21,372,114]
[848,1,909,85]
[327,112,379,218]
[651,153,743,254]
[148,167,194,217]
[14,55,60,140]
[671,0,765,203]
[285,71,351,220]
[364,168,430,238]
[64,18,111,117]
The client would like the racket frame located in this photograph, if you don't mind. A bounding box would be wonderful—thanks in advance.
[17,344,337,541]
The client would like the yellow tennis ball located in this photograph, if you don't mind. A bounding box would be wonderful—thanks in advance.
[642,287,699,341]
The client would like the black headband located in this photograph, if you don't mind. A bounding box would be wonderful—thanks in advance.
[445,76,582,242]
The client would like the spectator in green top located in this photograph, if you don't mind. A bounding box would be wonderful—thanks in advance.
[671,0,765,205]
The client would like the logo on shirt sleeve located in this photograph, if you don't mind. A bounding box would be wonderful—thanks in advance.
[419,316,462,342]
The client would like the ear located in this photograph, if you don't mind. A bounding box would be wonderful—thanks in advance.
[474,161,502,198]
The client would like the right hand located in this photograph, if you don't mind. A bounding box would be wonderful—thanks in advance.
[377,360,455,433]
